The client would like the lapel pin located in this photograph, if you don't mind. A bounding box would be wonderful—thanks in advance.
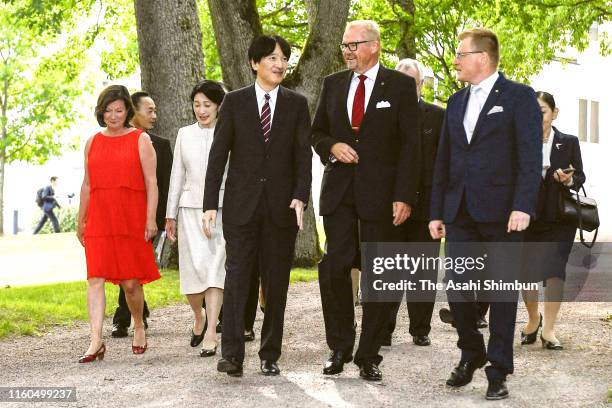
[494,89,499,93]
[381,82,385,86]
[556,143,562,149]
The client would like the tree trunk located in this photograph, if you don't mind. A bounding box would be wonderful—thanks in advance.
[207,0,350,267]
[134,0,205,148]
[390,0,416,59]
[206,0,262,91]
[134,0,205,267]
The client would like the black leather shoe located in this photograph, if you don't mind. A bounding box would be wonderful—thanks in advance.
[446,357,487,387]
[486,379,509,400]
[260,360,280,376]
[359,362,382,381]
[413,335,431,346]
[541,335,563,350]
[244,329,255,342]
[439,308,456,327]
[521,313,542,345]
[217,358,243,377]
[190,326,205,347]
[476,317,488,329]
[111,324,128,338]
[323,350,353,375]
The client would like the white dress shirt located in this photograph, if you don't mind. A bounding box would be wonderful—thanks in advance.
[463,71,499,143]
[255,81,279,125]
[542,131,554,178]
[346,62,380,122]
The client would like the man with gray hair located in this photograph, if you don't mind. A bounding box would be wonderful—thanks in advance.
[312,20,420,381]
[383,58,444,348]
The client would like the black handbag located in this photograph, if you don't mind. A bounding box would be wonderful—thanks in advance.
[558,185,599,248]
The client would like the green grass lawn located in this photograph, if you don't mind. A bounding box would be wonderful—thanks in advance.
[0,268,317,339]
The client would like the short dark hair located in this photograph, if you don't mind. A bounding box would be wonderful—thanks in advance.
[131,91,152,110]
[536,91,556,110]
[95,85,134,127]
[458,28,500,67]
[50,176,58,183]
[248,34,291,75]
[190,80,226,106]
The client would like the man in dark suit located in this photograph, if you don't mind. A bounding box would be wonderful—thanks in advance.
[384,58,444,348]
[33,176,61,234]
[203,34,312,377]
[110,91,173,338]
[429,28,541,400]
[312,20,420,381]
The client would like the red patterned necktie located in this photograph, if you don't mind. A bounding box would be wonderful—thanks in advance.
[261,93,271,142]
[351,74,367,134]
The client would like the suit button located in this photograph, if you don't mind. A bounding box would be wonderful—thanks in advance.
[260,177,267,182]
[355,139,359,143]
[265,154,270,159]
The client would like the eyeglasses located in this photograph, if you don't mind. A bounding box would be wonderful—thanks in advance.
[455,50,484,59]
[340,40,374,52]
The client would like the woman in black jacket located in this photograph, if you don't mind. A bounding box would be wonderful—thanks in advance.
[520,91,585,350]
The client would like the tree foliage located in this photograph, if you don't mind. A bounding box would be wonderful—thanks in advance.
[353,0,611,102]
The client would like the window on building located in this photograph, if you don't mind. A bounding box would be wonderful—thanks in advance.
[590,101,599,144]
[578,99,588,142]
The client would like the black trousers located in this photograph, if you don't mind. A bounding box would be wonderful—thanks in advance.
[33,209,60,234]
[222,196,297,363]
[445,199,522,382]
[386,220,439,338]
[244,262,261,331]
[319,184,404,366]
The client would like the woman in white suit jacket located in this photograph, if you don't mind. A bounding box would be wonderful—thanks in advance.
[165,81,227,357]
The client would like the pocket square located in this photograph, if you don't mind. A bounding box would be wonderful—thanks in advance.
[376,100,391,109]
[487,105,504,115]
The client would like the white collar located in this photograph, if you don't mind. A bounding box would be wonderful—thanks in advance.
[353,62,380,82]
[254,81,280,101]
[471,71,499,95]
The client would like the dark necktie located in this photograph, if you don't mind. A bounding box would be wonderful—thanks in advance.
[261,93,271,143]
[351,74,367,134]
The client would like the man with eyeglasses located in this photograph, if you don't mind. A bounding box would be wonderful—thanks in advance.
[312,20,420,381]
[429,28,541,400]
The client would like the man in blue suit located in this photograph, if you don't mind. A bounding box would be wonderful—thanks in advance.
[429,28,541,400]
[33,176,61,234]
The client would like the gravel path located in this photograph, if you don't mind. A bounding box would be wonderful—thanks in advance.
[1,282,610,407]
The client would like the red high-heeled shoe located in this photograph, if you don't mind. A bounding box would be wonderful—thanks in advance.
[132,342,148,354]
[78,343,106,363]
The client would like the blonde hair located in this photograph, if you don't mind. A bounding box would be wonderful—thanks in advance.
[458,28,499,67]
[346,20,381,41]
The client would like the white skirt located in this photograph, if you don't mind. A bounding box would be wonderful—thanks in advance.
[177,207,226,294]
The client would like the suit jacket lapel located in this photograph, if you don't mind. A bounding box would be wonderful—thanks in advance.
[470,73,507,144]
[361,66,388,129]
[549,128,563,172]
[455,87,470,146]
[340,70,354,131]
[268,86,288,146]
[247,85,266,147]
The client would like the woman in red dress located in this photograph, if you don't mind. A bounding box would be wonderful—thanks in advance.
[76,85,160,362]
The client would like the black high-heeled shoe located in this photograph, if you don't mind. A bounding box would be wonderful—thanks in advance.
[190,325,205,347]
[541,334,563,350]
[520,313,542,345]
